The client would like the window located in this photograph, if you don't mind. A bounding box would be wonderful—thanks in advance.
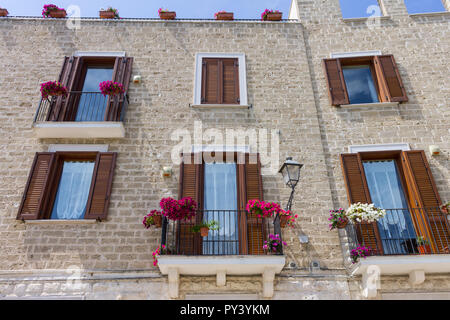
[17,152,117,221]
[340,150,450,255]
[323,54,408,106]
[194,53,247,106]
[404,0,446,14]
[47,56,133,122]
[339,0,382,19]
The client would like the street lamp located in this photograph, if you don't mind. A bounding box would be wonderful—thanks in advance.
[279,157,303,211]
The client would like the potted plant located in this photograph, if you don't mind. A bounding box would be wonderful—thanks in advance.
[279,210,298,228]
[263,234,287,254]
[328,208,349,230]
[214,11,234,20]
[350,245,371,264]
[158,8,176,20]
[143,210,163,228]
[192,220,220,237]
[40,81,68,100]
[42,4,67,18]
[159,197,197,221]
[99,7,120,19]
[99,81,124,97]
[416,236,432,254]
[261,9,282,21]
[440,202,449,214]
[0,7,9,17]
[345,202,387,223]
[151,244,173,266]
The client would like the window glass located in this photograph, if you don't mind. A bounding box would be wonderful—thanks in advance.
[50,161,95,220]
[203,163,238,255]
[339,0,382,18]
[342,65,379,104]
[76,67,114,121]
[404,0,446,14]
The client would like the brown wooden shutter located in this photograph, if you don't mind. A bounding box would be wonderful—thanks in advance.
[323,58,349,106]
[401,150,449,253]
[47,56,83,121]
[238,153,265,255]
[340,153,383,254]
[84,152,117,220]
[177,153,203,254]
[201,58,239,104]
[17,153,56,220]
[106,57,133,121]
[375,55,408,102]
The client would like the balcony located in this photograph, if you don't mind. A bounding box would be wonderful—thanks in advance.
[157,210,286,298]
[342,207,450,298]
[32,92,128,138]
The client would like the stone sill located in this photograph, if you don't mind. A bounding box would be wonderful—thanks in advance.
[33,121,125,138]
[409,11,450,17]
[190,104,252,109]
[339,102,399,108]
[342,16,391,22]
[24,219,97,225]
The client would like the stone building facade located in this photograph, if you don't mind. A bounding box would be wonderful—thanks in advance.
[0,0,448,300]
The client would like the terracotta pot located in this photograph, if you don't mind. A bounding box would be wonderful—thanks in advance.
[0,9,8,17]
[99,11,116,19]
[264,12,282,21]
[280,215,289,228]
[48,10,67,18]
[159,12,176,20]
[153,215,162,228]
[200,227,209,237]
[336,216,349,229]
[215,12,234,20]
[441,206,449,214]
[418,244,431,254]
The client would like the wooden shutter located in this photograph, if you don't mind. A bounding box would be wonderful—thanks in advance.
[47,56,83,121]
[84,152,117,220]
[401,150,449,253]
[105,57,133,121]
[340,153,383,254]
[17,153,56,220]
[177,153,203,255]
[375,55,408,102]
[323,58,349,106]
[201,58,239,104]
[237,153,265,255]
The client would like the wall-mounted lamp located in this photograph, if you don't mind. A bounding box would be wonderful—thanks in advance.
[162,167,172,177]
[429,145,441,156]
[133,75,142,84]
[278,157,304,211]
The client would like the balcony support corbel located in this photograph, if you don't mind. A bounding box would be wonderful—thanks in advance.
[262,269,276,298]
[409,270,425,286]
[168,267,179,299]
[361,266,380,299]
[216,270,226,287]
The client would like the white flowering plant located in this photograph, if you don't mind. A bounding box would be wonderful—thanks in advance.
[345,203,386,223]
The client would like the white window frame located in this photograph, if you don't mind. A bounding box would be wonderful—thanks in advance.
[48,144,109,152]
[348,143,410,153]
[73,51,126,57]
[194,53,248,106]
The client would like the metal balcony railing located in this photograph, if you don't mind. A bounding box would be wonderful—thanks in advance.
[34,91,129,122]
[344,207,450,256]
[160,210,283,256]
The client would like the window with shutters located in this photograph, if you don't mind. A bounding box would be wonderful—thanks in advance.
[193,53,248,106]
[340,150,450,255]
[17,152,116,221]
[323,54,408,106]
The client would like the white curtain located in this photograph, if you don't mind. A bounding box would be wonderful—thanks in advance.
[203,163,238,255]
[51,161,95,220]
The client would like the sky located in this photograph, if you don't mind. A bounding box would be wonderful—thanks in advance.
[1,0,446,19]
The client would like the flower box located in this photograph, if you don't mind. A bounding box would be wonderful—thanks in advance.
[280,215,289,228]
[265,12,282,21]
[49,9,67,18]
[215,12,234,20]
[159,11,176,20]
[99,11,116,19]
[0,8,8,17]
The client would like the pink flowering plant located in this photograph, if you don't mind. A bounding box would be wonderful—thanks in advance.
[151,244,170,266]
[350,245,371,264]
[142,210,162,228]
[261,9,281,20]
[100,7,120,18]
[246,199,296,225]
[99,81,124,97]
[159,197,197,221]
[280,209,298,227]
[263,234,286,254]
[40,81,68,100]
[214,10,228,18]
[328,208,348,230]
[42,4,65,18]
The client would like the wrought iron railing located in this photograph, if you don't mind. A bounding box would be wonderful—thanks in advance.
[344,207,450,256]
[160,210,283,256]
[34,91,129,122]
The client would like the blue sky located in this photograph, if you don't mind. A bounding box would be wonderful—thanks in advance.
[0,0,291,19]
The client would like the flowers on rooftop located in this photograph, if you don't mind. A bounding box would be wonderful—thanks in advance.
[42,4,65,18]
[261,9,281,20]
[100,7,120,19]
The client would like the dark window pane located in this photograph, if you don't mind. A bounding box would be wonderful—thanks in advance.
[404,0,446,14]
[339,0,382,18]
[342,65,379,104]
